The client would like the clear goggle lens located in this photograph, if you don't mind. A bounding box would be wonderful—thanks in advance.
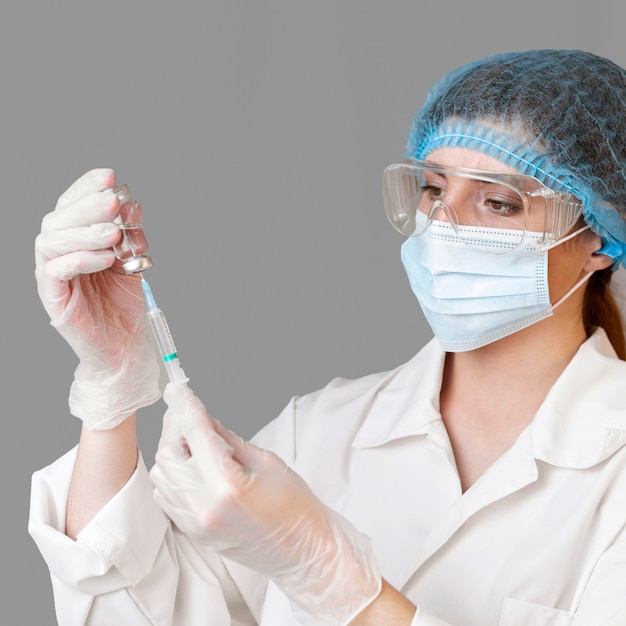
[383,159,583,249]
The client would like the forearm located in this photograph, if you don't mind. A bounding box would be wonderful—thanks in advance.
[66,415,139,539]
[349,579,417,625]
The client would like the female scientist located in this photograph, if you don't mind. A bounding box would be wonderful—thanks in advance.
[30,49,626,625]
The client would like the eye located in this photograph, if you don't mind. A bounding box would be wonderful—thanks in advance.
[420,183,445,199]
[420,173,447,200]
[485,198,522,213]
[481,186,524,215]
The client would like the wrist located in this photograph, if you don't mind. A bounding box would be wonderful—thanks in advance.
[349,579,416,626]
[279,508,382,626]
[69,347,161,430]
[66,415,139,539]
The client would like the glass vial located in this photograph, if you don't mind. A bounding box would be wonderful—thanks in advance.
[111,184,153,273]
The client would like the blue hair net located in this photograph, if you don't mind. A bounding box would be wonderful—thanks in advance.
[406,49,626,266]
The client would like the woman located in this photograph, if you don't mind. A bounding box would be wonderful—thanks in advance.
[30,49,626,625]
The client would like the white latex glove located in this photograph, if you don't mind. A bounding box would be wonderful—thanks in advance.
[150,383,382,626]
[35,168,161,429]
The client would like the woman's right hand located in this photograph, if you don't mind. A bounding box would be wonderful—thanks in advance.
[35,168,161,430]
[151,383,383,626]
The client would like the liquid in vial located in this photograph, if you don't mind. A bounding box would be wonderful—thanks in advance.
[111,184,152,273]
[116,224,149,260]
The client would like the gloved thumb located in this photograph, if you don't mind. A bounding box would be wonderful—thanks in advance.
[159,381,193,444]
[163,381,194,410]
[160,383,233,465]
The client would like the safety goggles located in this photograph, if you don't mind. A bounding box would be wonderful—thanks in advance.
[383,159,583,249]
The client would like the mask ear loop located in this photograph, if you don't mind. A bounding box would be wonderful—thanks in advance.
[542,224,591,250]
[550,270,594,312]
[548,223,594,311]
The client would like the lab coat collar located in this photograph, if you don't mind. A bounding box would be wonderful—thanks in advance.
[351,337,446,448]
[352,329,626,469]
[530,328,626,468]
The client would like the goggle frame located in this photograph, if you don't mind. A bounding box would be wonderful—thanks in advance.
[383,159,583,249]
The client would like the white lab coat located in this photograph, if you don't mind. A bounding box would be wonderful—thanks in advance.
[29,329,626,625]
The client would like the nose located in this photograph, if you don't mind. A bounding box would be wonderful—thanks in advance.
[429,200,460,232]
[428,176,480,230]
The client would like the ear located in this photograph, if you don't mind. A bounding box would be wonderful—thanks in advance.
[584,232,616,272]
[584,244,615,272]
[586,252,615,272]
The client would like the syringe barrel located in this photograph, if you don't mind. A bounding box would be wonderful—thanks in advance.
[146,306,189,384]
[163,357,189,385]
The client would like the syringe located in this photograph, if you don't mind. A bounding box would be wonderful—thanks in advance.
[141,275,189,384]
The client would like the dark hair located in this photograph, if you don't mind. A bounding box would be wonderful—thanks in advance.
[584,269,626,359]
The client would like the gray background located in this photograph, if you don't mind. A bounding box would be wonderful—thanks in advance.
[4,1,626,623]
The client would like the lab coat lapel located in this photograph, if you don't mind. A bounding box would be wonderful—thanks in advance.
[341,340,456,589]
[394,330,626,588]
[340,434,460,591]
[344,366,541,591]
[342,429,539,591]
[397,428,539,588]
[338,330,626,595]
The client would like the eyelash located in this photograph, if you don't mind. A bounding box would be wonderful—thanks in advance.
[420,184,523,214]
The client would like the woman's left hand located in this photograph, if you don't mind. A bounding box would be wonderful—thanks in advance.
[150,383,382,625]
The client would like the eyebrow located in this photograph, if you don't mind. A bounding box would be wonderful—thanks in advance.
[421,167,505,186]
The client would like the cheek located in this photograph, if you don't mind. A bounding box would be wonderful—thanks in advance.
[547,243,589,300]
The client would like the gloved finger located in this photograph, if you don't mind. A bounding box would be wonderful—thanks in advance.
[152,439,206,517]
[54,168,116,212]
[210,419,258,470]
[155,437,192,465]
[159,383,229,464]
[159,382,195,443]
[182,414,254,496]
[169,385,229,455]
[156,384,194,454]
[150,453,202,532]
[165,388,249,485]
[162,383,232,450]
[43,249,118,280]
[211,418,286,476]
[152,490,197,536]
[161,382,252,490]
[151,465,218,542]
[151,429,249,546]
[42,188,120,236]
[35,250,117,320]
[35,222,121,267]
[173,391,275,495]
[163,382,207,417]
[210,417,242,448]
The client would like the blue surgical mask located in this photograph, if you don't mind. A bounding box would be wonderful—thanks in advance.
[401,218,592,352]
